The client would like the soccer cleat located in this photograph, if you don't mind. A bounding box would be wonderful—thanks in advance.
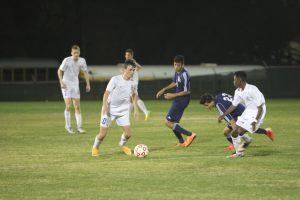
[92,148,100,156]
[184,133,197,147]
[145,111,150,121]
[77,127,86,134]
[227,152,244,159]
[224,144,235,151]
[65,126,75,134]
[122,146,132,156]
[265,128,275,141]
[175,142,186,147]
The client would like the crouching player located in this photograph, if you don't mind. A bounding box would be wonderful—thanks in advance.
[200,93,274,151]
[92,60,138,156]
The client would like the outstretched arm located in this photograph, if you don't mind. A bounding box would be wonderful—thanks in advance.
[218,105,237,123]
[156,82,177,99]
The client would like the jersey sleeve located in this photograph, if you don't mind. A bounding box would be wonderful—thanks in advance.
[216,103,233,122]
[251,86,265,107]
[182,72,190,92]
[232,90,242,107]
[59,58,68,71]
[106,77,116,92]
[81,58,88,72]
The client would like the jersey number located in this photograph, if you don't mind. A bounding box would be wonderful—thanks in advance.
[222,93,233,102]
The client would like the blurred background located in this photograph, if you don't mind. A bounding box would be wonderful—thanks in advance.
[0,0,299,101]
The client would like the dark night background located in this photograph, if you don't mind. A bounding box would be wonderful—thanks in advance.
[0,0,299,65]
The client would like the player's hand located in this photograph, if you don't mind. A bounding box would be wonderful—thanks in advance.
[156,89,165,99]
[60,82,67,89]
[251,121,257,132]
[164,93,175,100]
[86,84,91,92]
[218,115,224,123]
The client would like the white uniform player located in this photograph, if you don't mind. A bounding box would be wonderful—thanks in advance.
[57,45,90,134]
[92,60,138,157]
[232,83,266,133]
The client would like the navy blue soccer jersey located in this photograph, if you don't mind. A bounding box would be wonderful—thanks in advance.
[172,68,191,102]
[215,93,245,124]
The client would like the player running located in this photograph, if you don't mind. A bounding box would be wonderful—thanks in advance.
[125,49,150,120]
[200,92,274,151]
[156,55,197,147]
[218,71,275,158]
[92,60,138,156]
[57,45,90,134]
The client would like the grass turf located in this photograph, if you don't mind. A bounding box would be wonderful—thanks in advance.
[0,99,300,199]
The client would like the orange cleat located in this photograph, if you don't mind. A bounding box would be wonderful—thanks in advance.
[184,133,197,147]
[265,128,275,141]
[224,144,235,151]
[175,143,186,147]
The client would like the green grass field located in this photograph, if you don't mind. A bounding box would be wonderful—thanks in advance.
[0,100,300,200]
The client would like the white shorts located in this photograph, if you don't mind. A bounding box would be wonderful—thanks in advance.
[61,86,80,99]
[236,105,266,133]
[100,112,130,128]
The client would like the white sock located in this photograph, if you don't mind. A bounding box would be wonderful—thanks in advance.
[64,110,71,129]
[241,134,252,143]
[231,135,241,154]
[93,136,101,149]
[75,113,82,129]
[137,99,148,115]
[119,134,127,146]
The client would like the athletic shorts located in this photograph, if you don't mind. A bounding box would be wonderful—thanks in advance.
[100,112,130,128]
[61,86,80,99]
[236,105,266,133]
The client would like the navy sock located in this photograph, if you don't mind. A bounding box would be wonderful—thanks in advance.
[226,135,233,144]
[255,128,267,134]
[173,123,192,136]
[172,130,184,143]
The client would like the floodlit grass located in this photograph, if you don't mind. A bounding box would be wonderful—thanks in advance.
[0,99,299,199]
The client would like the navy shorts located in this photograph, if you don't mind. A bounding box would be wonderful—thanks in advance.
[166,100,189,123]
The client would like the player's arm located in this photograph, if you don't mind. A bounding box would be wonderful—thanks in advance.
[132,59,142,71]
[102,90,110,115]
[132,92,139,119]
[57,69,66,89]
[156,82,176,99]
[82,70,91,92]
[164,90,191,100]
[218,105,237,123]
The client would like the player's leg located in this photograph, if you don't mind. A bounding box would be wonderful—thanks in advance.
[228,126,246,158]
[137,96,150,121]
[254,128,275,141]
[165,120,185,146]
[64,97,74,134]
[72,98,85,133]
[116,114,132,155]
[223,126,234,151]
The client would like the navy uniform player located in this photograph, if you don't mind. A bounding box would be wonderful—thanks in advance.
[156,55,197,147]
[200,93,274,151]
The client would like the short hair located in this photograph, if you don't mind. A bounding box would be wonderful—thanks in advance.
[125,49,134,56]
[124,59,136,68]
[199,93,214,105]
[174,55,184,64]
[71,45,80,51]
[233,71,247,81]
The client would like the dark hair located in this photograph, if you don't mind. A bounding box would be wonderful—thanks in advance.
[71,45,80,50]
[125,49,134,56]
[174,55,184,64]
[199,93,214,105]
[124,59,136,68]
[234,71,247,81]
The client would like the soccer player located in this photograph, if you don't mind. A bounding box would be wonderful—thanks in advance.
[218,71,274,158]
[125,49,150,120]
[200,93,274,151]
[92,60,138,156]
[57,45,90,134]
[156,55,197,147]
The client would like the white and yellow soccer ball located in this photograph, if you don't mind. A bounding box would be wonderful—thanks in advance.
[134,144,149,158]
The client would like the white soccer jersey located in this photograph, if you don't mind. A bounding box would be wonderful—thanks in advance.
[232,83,265,111]
[59,56,87,86]
[106,75,137,116]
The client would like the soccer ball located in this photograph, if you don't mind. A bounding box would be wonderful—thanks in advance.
[134,144,149,158]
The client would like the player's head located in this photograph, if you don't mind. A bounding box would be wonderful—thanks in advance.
[71,45,80,61]
[125,49,134,60]
[173,55,184,72]
[233,71,247,88]
[199,93,215,110]
[123,59,136,78]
